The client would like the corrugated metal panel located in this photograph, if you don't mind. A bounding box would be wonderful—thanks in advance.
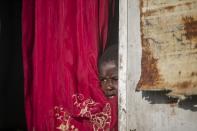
[137,0,197,98]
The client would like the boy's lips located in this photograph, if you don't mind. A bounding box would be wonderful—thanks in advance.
[106,92,116,98]
[108,96,115,99]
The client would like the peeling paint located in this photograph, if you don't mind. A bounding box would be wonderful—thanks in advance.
[136,39,163,90]
[137,0,197,98]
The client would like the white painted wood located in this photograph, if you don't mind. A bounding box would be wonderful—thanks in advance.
[126,0,142,130]
[118,0,128,130]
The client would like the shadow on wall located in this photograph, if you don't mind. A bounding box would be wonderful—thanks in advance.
[142,91,197,112]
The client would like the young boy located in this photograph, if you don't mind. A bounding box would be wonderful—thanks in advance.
[99,44,118,131]
[99,44,118,98]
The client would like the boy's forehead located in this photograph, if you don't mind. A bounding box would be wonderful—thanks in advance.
[100,60,116,68]
[100,61,118,74]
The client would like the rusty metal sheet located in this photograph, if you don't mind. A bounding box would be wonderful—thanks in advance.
[137,0,197,98]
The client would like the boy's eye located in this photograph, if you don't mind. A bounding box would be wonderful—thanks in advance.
[100,78,107,82]
[111,76,118,81]
[112,77,118,81]
[102,79,108,82]
[100,77,118,83]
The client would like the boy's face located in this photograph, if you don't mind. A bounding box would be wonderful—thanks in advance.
[99,61,118,99]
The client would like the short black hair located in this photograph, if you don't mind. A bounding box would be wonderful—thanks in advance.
[99,44,118,70]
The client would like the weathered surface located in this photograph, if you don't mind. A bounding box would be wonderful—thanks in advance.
[118,0,128,130]
[137,0,197,98]
[124,0,197,131]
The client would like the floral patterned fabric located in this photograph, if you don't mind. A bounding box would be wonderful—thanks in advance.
[22,0,117,130]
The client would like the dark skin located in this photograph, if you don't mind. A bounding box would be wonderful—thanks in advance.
[99,60,118,99]
[99,60,118,131]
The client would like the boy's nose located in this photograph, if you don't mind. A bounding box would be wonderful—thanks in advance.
[106,80,114,90]
[107,85,113,90]
[106,79,113,86]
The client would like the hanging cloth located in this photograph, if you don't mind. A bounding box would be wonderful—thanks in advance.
[22,0,117,130]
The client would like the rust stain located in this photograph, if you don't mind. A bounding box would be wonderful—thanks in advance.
[138,0,197,96]
[174,81,192,89]
[182,16,197,41]
[143,5,175,17]
[185,2,192,9]
[143,10,157,17]
[164,5,175,11]
[139,0,143,10]
[136,38,163,90]
[139,0,144,19]
[138,0,163,90]
[191,72,197,77]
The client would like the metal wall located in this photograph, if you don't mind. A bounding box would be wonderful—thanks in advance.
[137,0,197,98]
[119,0,197,130]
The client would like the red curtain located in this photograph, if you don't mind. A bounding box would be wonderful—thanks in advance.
[22,0,117,130]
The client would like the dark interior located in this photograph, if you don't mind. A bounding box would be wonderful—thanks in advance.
[0,0,26,130]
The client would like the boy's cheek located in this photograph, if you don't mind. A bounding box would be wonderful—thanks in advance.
[100,85,106,92]
[101,84,106,90]
[114,83,118,90]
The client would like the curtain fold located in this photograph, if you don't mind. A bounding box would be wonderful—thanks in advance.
[22,0,117,130]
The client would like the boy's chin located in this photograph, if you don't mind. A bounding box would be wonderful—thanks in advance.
[107,95,117,99]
